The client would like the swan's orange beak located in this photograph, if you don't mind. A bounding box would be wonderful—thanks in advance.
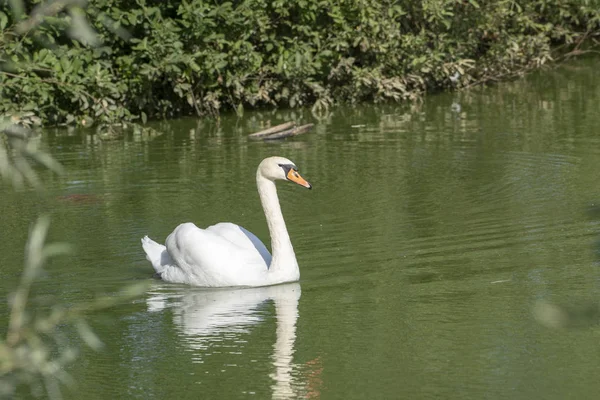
[287,169,312,189]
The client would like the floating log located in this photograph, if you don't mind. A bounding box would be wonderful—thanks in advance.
[262,123,314,140]
[248,122,296,139]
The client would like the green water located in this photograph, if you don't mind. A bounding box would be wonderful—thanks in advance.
[3,57,600,399]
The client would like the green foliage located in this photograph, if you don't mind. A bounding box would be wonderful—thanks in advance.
[0,91,149,398]
[0,117,63,188]
[0,215,148,399]
[0,0,599,126]
[0,133,149,398]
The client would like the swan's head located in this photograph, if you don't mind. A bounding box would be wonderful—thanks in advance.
[258,156,312,189]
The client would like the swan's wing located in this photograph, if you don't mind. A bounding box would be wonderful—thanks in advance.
[164,222,270,287]
[205,222,272,265]
[141,236,174,274]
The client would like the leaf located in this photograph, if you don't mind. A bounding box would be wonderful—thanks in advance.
[189,60,201,72]
[60,56,71,74]
[295,52,302,68]
[75,320,104,351]
[213,60,228,70]
[0,11,8,30]
[68,8,100,47]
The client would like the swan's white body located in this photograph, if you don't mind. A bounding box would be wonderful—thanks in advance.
[141,156,312,287]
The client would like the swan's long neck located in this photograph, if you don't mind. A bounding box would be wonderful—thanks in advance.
[257,175,299,280]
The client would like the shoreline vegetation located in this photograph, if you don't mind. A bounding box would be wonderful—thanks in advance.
[0,0,599,129]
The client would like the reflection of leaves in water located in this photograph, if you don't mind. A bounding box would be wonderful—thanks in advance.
[302,356,324,400]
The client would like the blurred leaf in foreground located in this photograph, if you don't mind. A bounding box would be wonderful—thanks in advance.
[0,216,150,399]
[0,120,64,190]
[533,300,600,330]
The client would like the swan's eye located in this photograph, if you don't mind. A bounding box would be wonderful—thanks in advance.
[278,163,296,178]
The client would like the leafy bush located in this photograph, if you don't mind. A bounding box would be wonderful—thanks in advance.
[0,0,599,126]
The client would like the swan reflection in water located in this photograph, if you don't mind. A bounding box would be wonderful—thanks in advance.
[146,282,303,398]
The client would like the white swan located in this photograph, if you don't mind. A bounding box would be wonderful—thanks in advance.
[141,156,312,287]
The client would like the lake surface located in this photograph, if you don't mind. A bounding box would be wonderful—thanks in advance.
[2,57,600,399]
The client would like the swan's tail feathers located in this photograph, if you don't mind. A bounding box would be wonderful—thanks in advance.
[141,236,173,275]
